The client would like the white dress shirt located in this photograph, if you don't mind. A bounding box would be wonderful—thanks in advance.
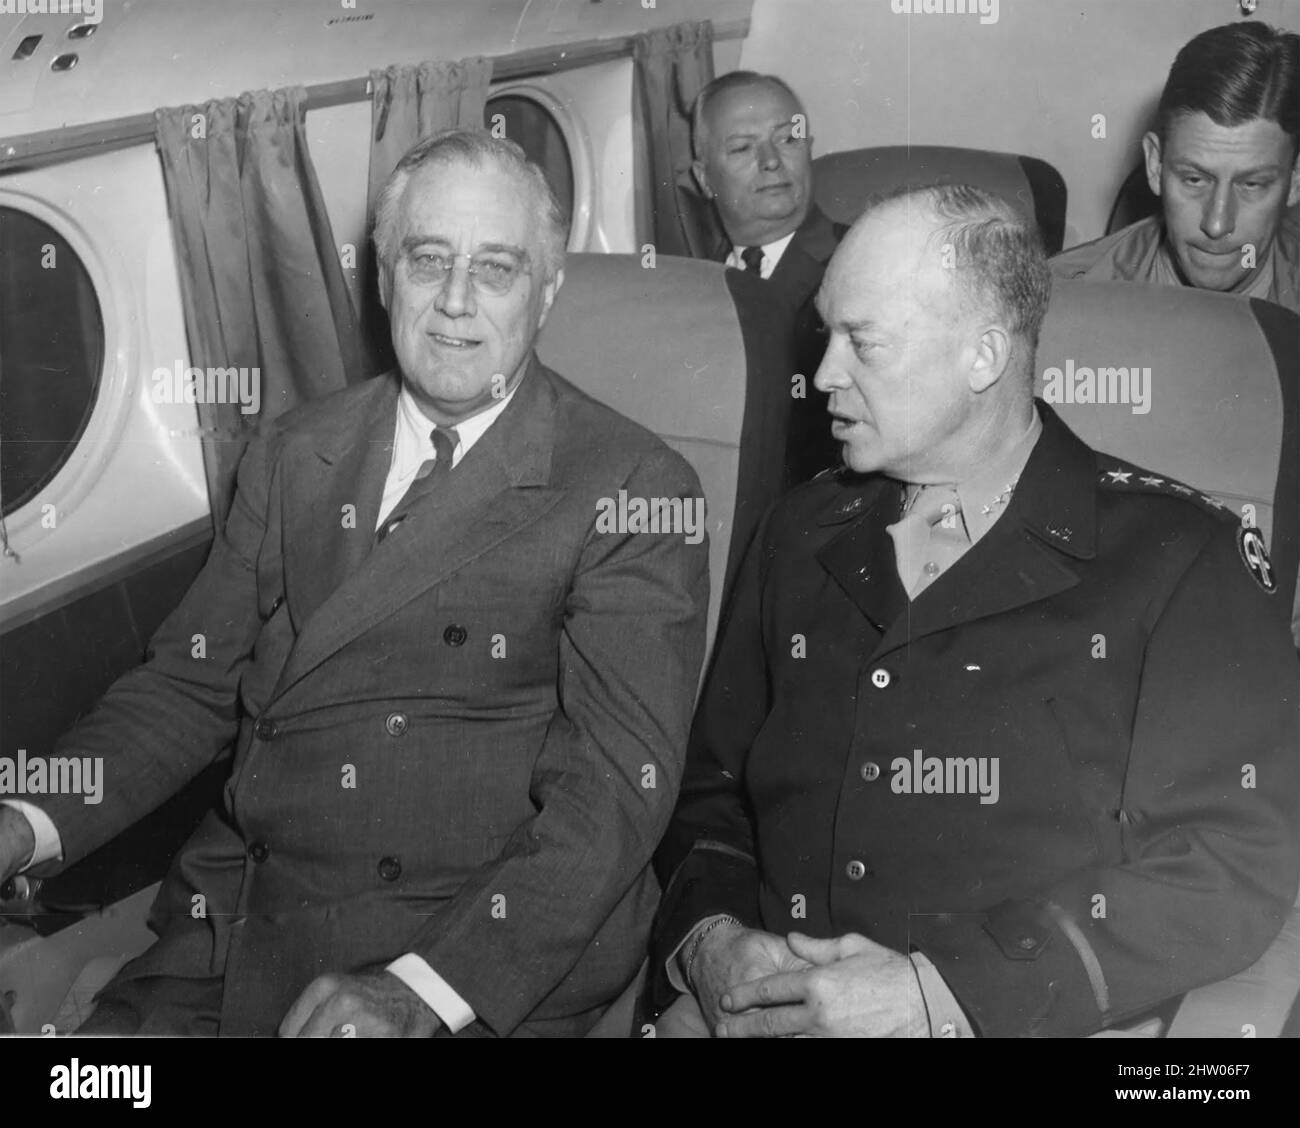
[3,377,521,1035]
[724,230,798,280]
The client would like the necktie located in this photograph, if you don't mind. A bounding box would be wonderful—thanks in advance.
[740,245,765,275]
[375,425,459,545]
[886,484,969,597]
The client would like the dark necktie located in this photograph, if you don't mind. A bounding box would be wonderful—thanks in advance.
[375,425,459,545]
[740,245,765,275]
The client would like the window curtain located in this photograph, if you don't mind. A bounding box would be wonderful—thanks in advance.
[632,20,717,258]
[155,87,368,530]
[363,57,494,369]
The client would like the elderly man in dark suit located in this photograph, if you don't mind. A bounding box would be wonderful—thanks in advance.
[692,71,848,485]
[650,184,1299,1038]
[0,130,709,1037]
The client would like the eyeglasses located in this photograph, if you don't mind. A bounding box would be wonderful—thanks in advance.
[407,251,529,295]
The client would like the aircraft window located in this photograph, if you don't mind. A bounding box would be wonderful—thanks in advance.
[0,207,104,518]
[485,94,574,234]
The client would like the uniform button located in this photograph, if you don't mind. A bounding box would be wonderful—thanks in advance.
[939,1022,956,1037]
[249,840,270,863]
[269,595,285,615]
[385,712,408,737]
[870,668,892,689]
[443,624,468,647]
[923,561,940,576]
[845,859,867,881]
[377,855,402,882]
[1018,935,1038,951]
[254,717,278,741]
[860,761,881,782]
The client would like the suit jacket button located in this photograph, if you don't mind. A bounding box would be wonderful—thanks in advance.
[846,859,867,880]
[385,712,408,737]
[860,761,881,782]
[378,856,402,882]
[249,840,270,863]
[443,624,468,647]
[870,668,892,689]
[254,717,278,741]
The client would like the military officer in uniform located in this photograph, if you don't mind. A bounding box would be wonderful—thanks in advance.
[649,184,1300,1037]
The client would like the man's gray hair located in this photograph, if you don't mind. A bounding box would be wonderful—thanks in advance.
[870,183,1052,352]
[371,128,569,281]
[690,71,804,161]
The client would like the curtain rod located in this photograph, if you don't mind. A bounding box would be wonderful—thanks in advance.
[0,18,748,174]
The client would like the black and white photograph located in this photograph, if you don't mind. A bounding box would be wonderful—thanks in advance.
[0,0,1297,1107]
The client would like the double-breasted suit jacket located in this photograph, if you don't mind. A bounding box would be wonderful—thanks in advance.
[39,358,709,1036]
[653,402,1299,1036]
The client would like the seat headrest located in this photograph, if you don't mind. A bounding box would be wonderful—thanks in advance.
[1037,279,1298,552]
[813,145,1068,252]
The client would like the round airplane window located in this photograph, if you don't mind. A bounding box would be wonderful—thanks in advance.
[485,94,575,235]
[0,206,104,518]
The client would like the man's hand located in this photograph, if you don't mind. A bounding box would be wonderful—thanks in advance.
[688,925,812,1034]
[716,931,929,1038]
[279,970,442,1038]
[0,807,35,887]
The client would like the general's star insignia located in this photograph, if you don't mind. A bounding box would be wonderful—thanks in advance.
[1106,469,1132,484]
[1139,476,1164,487]
[1170,483,1193,494]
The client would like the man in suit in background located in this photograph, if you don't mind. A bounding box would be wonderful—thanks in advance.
[0,130,709,1037]
[1052,22,1300,314]
[650,184,1298,1038]
[692,71,848,485]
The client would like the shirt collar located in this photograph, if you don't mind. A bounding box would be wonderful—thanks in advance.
[394,378,519,472]
[898,408,1043,545]
[956,408,1043,544]
[726,229,799,278]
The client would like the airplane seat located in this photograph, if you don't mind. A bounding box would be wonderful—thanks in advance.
[674,178,728,260]
[539,251,798,659]
[1038,278,1300,1038]
[812,145,1069,253]
[0,252,797,1038]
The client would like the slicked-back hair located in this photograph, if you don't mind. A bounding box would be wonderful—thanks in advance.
[372,128,569,282]
[1157,22,1300,152]
[867,184,1052,356]
[691,70,805,160]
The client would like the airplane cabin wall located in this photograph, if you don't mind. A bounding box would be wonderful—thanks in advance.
[739,0,1300,248]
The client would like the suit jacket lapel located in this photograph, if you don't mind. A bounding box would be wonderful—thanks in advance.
[282,373,398,631]
[271,358,563,704]
[816,476,909,633]
[873,404,1098,655]
[767,205,842,307]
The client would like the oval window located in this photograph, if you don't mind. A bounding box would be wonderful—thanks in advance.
[0,207,104,518]
[485,94,574,235]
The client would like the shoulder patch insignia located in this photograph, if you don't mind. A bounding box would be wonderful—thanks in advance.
[1238,526,1277,594]
[1098,465,1234,520]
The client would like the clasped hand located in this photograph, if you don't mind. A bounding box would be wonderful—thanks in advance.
[698,929,928,1038]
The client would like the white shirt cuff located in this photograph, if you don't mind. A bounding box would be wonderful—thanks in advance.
[910,951,976,1038]
[0,800,63,869]
[665,914,739,995]
[386,953,476,1034]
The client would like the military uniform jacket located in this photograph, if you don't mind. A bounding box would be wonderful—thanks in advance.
[38,359,709,1036]
[652,402,1299,1036]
